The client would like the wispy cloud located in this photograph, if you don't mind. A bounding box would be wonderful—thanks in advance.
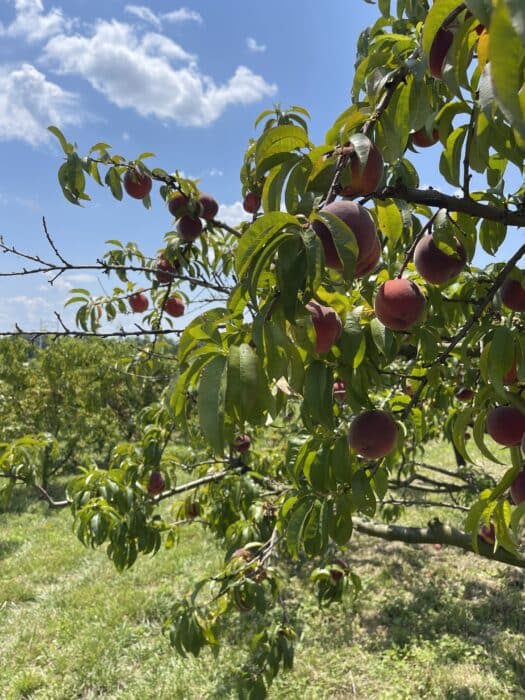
[124,4,160,28]
[246,37,267,53]
[163,8,203,24]
[124,5,202,28]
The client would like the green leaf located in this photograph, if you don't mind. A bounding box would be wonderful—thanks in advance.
[479,219,506,255]
[331,435,354,485]
[105,167,123,201]
[422,1,465,63]
[473,411,504,464]
[48,126,71,154]
[262,156,301,212]
[303,361,334,429]
[235,213,298,279]
[488,327,515,395]
[226,344,271,425]
[375,199,403,244]
[351,470,376,517]
[464,0,492,26]
[328,493,353,545]
[490,0,525,138]
[286,498,314,558]
[505,0,525,44]
[310,211,358,282]
[439,126,467,187]
[369,318,395,358]
[197,354,228,455]
[302,228,324,299]
[255,125,311,178]
[452,408,475,464]
[276,237,306,323]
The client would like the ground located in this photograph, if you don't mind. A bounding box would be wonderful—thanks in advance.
[1,466,524,699]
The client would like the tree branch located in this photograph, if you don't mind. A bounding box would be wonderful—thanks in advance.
[353,517,525,569]
[378,184,525,227]
[381,498,469,512]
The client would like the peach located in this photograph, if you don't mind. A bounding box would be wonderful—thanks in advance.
[312,200,380,276]
[429,27,454,79]
[501,270,525,311]
[155,254,180,284]
[340,140,384,197]
[510,471,525,505]
[412,128,439,148]
[128,292,149,313]
[374,278,426,331]
[486,406,525,446]
[503,362,518,385]
[414,234,467,284]
[333,380,347,404]
[177,215,203,242]
[479,523,495,545]
[123,169,152,199]
[456,388,474,402]
[168,192,189,218]
[243,192,261,214]
[163,296,185,318]
[198,193,219,221]
[348,409,398,459]
[306,301,342,354]
[147,470,165,496]
[233,434,251,453]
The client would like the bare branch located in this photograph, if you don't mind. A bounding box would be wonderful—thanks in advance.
[42,217,71,266]
[378,183,525,228]
[353,517,525,569]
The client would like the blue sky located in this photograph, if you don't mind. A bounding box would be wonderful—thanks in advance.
[0,1,521,332]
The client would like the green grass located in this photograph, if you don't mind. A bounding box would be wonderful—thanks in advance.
[1,444,524,699]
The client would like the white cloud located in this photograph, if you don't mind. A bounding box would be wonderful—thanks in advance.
[246,37,267,53]
[43,20,277,127]
[124,5,160,28]
[208,168,223,177]
[125,5,202,27]
[163,8,202,24]
[0,295,54,329]
[141,32,195,62]
[218,202,250,228]
[1,0,70,43]
[0,63,80,145]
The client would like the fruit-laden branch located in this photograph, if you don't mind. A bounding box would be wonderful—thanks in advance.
[400,241,525,417]
[325,49,420,205]
[154,466,242,502]
[353,517,525,569]
[379,184,525,227]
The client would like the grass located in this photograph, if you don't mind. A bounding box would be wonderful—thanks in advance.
[1,443,524,699]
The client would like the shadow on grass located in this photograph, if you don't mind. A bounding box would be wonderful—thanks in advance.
[0,538,22,560]
[342,540,525,690]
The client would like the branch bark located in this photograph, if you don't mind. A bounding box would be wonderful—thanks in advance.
[353,517,525,569]
[378,184,525,227]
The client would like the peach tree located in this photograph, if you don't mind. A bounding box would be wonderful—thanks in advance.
[1,0,525,695]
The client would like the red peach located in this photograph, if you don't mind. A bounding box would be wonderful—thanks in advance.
[486,406,525,446]
[348,410,398,459]
[374,279,426,331]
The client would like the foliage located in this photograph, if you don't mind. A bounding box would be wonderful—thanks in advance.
[2,1,525,696]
